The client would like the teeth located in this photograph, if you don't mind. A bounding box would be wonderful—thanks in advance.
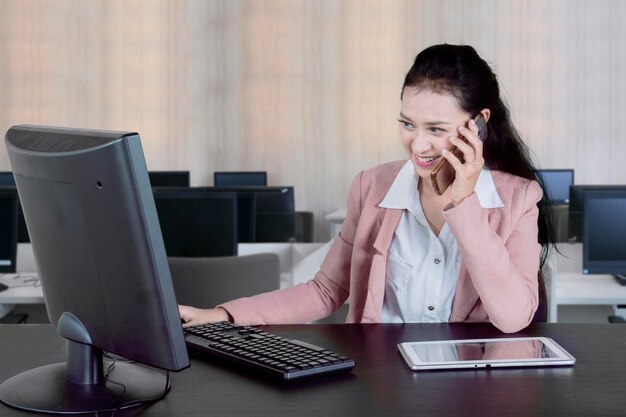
[417,156,438,163]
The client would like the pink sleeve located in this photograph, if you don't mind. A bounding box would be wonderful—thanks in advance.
[218,172,364,325]
[443,180,543,333]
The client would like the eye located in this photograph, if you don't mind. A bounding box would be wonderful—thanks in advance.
[428,127,445,135]
[397,119,415,130]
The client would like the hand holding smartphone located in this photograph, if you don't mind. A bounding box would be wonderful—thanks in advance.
[430,113,488,196]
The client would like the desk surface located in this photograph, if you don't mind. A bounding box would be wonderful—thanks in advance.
[324,208,346,221]
[1,323,626,417]
[0,273,42,304]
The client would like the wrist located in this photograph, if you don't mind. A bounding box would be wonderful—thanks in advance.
[451,193,471,207]
[215,307,234,323]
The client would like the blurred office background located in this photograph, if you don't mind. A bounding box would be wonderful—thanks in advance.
[1,0,626,242]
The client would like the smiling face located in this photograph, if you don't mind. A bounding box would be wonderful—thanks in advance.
[398,86,472,181]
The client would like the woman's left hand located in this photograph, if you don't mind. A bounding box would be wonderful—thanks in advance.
[441,118,485,206]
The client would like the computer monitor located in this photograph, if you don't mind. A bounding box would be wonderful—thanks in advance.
[184,187,257,243]
[0,173,30,242]
[152,186,258,243]
[0,172,16,187]
[16,205,29,243]
[0,125,189,414]
[534,169,574,205]
[568,185,626,242]
[0,189,18,273]
[582,188,626,285]
[214,171,267,187]
[148,170,190,187]
[153,189,238,257]
[208,186,295,242]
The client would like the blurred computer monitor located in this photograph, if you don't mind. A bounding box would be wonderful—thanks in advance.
[149,170,190,187]
[208,186,295,242]
[214,171,267,187]
[0,189,18,273]
[534,169,574,205]
[195,188,256,243]
[1,125,189,414]
[0,173,30,242]
[153,189,238,257]
[568,185,626,242]
[16,206,29,243]
[0,172,16,187]
[152,187,256,243]
[582,188,626,285]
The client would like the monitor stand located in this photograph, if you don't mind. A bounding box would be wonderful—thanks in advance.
[614,274,626,286]
[0,312,169,414]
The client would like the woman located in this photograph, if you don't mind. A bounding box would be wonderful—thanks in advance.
[180,44,554,333]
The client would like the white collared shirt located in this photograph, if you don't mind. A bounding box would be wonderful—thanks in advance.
[378,160,503,323]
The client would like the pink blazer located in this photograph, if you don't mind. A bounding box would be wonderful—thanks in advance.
[221,161,543,333]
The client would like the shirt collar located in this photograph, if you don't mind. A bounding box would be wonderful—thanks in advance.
[475,167,504,208]
[378,160,504,210]
[378,160,419,211]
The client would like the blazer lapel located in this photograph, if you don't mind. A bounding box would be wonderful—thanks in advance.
[372,208,402,255]
[363,208,402,322]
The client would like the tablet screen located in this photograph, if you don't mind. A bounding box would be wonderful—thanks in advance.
[407,339,560,363]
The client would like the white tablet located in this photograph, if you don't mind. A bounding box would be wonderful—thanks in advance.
[398,337,575,371]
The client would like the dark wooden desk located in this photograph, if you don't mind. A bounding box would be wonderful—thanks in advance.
[1,323,625,416]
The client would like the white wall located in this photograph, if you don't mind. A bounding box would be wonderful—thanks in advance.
[1,0,625,240]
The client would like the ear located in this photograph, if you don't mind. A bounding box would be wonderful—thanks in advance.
[480,108,491,124]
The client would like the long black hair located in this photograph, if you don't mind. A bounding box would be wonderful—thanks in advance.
[401,44,556,268]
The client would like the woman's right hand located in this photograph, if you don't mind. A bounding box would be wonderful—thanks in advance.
[178,305,232,328]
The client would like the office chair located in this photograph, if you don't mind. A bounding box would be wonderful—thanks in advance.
[168,253,280,308]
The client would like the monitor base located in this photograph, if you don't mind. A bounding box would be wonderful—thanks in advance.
[0,360,168,414]
[614,274,626,286]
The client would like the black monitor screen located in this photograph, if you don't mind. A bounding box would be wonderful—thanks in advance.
[205,186,294,242]
[2,125,189,414]
[0,172,16,187]
[214,171,267,187]
[255,187,295,212]
[0,173,29,242]
[199,189,256,243]
[154,190,238,257]
[583,189,626,275]
[154,186,294,243]
[17,204,29,243]
[534,169,574,205]
[568,185,626,242]
[256,211,296,242]
[149,171,190,187]
[0,189,18,273]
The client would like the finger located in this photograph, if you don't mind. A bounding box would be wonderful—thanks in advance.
[179,305,200,327]
[463,118,481,138]
[450,136,475,165]
[441,147,464,170]
[178,305,191,319]
[182,320,197,329]
[459,122,484,155]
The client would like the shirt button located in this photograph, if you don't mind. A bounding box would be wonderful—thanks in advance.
[434,258,441,264]
[427,306,435,311]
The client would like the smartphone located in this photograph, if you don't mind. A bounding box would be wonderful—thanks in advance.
[430,113,488,196]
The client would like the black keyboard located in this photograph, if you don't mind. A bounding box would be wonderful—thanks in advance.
[184,321,355,381]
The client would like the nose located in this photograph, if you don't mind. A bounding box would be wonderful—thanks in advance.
[410,131,433,154]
